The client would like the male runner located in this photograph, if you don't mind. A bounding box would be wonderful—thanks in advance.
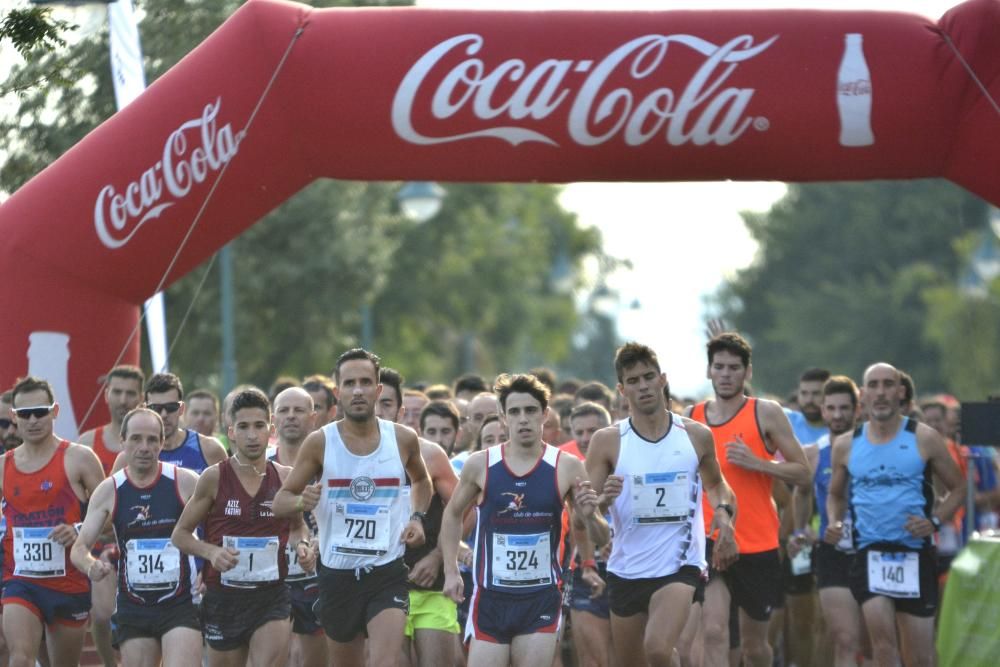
[827,363,964,667]
[420,400,460,456]
[1,376,105,667]
[439,373,593,667]
[145,373,227,473]
[302,374,337,428]
[584,343,738,667]
[72,407,202,667]
[690,333,810,667]
[1,390,22,451]
[172,387,315,666]
[78,364,145,666]
[376,369,462,667]
[792,375,863,667]
[273,349,432,667]
[185,389,221,438]
[268,387,326,667]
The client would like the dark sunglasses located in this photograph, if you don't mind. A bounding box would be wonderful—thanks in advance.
[13,405,54,420]
[0,418,15,429]
[147,401,182,415]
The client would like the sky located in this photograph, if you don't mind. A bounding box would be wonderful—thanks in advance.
[419,0,959,396]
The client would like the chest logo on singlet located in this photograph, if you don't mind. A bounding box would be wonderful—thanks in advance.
[499,493,526,515]
[40,480,53,492]
[350,476,376,501]
[127,505,152,527]
[225,499,241,516]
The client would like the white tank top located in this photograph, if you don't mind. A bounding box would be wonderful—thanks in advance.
[607,413,706,579]
[316,419,409,570]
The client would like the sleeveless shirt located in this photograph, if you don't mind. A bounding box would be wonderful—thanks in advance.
[160,429,209,473]
[92,426,120,476]
[691,398,779,553]
[608,414,706,578]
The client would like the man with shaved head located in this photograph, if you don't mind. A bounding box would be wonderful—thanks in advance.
[826,362,965,667]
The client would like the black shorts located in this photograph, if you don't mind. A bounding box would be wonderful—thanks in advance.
[113,598,200,647]
[707,539,783,622]
[468,585,561,644]
[848,543,938,618]
[315,558,409,643]
[815,543,854,590]
[289,580,322,636]
[201,584,291,651]
[606,567,700,617]
[781,545,816,596]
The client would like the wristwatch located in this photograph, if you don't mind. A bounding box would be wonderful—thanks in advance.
[410,511,428,524]
[930,515,942,532]
[715,503,735,518]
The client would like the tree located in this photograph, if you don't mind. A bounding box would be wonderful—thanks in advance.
[0,6,76,96]
[715,180,987,396]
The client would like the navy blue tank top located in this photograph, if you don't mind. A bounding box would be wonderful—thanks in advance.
[473,444,564,595]
[112,463,195,605]
[159,430,209,473]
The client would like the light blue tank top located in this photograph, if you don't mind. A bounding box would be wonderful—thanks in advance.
[848,418,930,549]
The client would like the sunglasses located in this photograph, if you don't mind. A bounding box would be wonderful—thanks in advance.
[0,418,15,429]
[147,401,182,415]
[13,405,54,420]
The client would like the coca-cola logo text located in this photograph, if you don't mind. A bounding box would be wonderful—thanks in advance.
[392,33,778,148]
[94,99,243,250]
[838,79,871,96]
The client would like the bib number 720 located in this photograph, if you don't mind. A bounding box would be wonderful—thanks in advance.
[506,550,539,571]
[345,518,376,540]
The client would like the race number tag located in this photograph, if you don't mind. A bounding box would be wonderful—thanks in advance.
[790,546,813,576]
[632,471,690,524]
[221,536,280,588]
[125,539,180,591]
[837,517,855,552]
[867,550,920,598]
[13,527,65,577]
[285,542,316,581]
[491,532,552,588]
[328,503,391,556]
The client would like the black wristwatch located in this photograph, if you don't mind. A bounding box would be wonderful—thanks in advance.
[930,515,942,532]
[410,511,428,524]
[716,503,735,519]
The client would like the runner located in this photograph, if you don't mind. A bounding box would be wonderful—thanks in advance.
[439,373,593,667]
[0,389,21,451]
[184,389,222,439]
[826,363,965,667]
[268,387,326,667]
[78,364,145,667]
[172,387,315,666]
[420,400,461,457]
[71,407,202,667]
[376,369,463,667]
[144,373,227,473]
[792,375,863,667]
[273,348,432,667]
[690,333,810,667]
[1,376,105,667]
[302,374,337,428]
[583,343,738,667]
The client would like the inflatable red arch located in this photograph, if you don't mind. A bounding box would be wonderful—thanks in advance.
[1,0,999,437]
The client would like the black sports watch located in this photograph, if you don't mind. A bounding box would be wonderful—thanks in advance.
[715,503,735,519]
[410,511,428,524]
[930,515,942,532]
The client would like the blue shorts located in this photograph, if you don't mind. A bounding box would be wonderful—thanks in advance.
[568,565,610,619]
[2,579,91,628]
[467,586,561,644]
[289,580,322,636]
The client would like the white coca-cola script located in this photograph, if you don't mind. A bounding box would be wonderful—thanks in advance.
[392,33,778,148]
[94,98,243,249]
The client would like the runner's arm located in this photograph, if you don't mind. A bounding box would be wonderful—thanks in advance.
[171,465,222,562]
[917,425,966,528]
[824,433,851,544]
[581,427,618,546]
[753,400,811,486]
[70,477,115,579]
[199,435,229,467]
[273,431,325,517]
[792,446,818,534]
[440,452,486,600]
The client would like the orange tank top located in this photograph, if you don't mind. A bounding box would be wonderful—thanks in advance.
[92,425,120,476]
[691,398,779,554]
[2,441,90,593]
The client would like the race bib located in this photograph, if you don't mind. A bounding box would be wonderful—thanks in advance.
[220,536,280,588]
[285,542,316,581]
[837,517,855,552]
[790,545,813,576]
[632,471,690,524]
[328,503,391,557]
[125,539,181,591]
[491,532,552,588]
[13,527,65,578]
[867,550,920,598]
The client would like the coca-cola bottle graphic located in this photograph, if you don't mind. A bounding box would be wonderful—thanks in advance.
[837,33,874,147]
[27,331,80,441]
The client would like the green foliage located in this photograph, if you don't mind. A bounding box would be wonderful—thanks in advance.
[0,7,78,96]
[716,180,987,396]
